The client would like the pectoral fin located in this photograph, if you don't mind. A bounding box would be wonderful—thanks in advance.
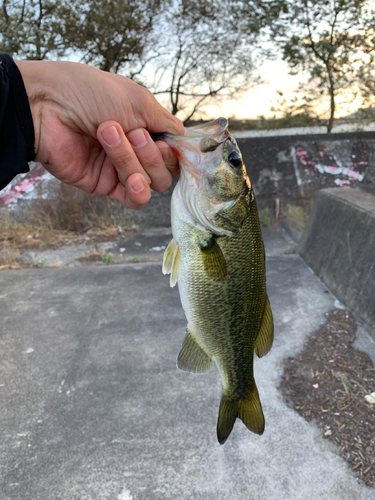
[254,294,274,358]
[217,383,265,445]
[162,238,180,287]
[199,235,227,281]
[177,327,213,373]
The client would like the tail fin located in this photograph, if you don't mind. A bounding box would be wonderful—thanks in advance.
[216,384,265,445]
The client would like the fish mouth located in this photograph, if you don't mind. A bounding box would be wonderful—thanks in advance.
[193,118,229,153]
[182,117,229,153]
[153,118,232,184]
[151,117,229,153]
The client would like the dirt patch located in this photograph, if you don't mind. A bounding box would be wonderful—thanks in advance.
[76,252,104,264]
[280,309,375,487]
[0,224,137,251]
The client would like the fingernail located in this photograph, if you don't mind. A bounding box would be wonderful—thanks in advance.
[128,129,147,148]
[102,126,121,147]
[131,175,145,193]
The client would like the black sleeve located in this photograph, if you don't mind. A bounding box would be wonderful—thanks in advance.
[0,53,35,191]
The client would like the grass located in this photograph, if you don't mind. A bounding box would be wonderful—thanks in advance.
[0,242,22,269]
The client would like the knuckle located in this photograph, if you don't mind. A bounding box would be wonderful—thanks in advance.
[109,147,134,167]
[152,175,172,193]
[144,151,163,170]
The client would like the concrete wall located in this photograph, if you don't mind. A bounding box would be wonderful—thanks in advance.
[297,188,375,338]
[237,131,375,212]
[2,131,375,227]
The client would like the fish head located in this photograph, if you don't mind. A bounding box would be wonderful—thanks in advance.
[162,117,252,235]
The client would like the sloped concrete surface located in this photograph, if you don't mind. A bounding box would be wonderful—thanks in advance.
[0,228,373,500]
[298,187,375,338]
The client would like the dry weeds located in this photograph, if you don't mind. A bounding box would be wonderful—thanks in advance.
[0,184,136,252]
[0,242,22,270]
[284,202,313,232]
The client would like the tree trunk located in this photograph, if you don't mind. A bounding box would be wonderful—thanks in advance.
[326,66,335,133]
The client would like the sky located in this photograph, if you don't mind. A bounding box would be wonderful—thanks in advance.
[205,59,303,120]
[155,58,363,121]
[154,58,308,121]
[67,51,361,122]
[64,51,300,120]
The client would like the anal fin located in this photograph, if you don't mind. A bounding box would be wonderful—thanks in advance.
[217,383,265,445]
[177,327,213,373]
[255,294,274,358]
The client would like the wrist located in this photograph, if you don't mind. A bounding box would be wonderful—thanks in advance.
[14,60,48,158]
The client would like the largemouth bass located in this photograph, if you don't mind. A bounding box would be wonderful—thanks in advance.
[161,117,274,444]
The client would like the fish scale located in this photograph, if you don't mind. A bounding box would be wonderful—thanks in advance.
[162,118,274,444]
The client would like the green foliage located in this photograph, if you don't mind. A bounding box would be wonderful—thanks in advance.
[0,0,262,120]
[101,253,113,265]
[58,0,164,74]
[28,252,47,267]
[0,0,66,59]
[269,92,323,128]
[352,106,375,125]
[0,0,164,74]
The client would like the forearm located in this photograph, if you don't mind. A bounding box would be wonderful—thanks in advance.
[0,54,35,190]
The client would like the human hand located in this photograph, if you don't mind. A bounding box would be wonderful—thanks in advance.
[16,60,184,209]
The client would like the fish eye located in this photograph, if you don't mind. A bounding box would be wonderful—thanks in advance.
[228,150,242,168]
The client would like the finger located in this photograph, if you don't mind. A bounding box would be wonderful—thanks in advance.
[155,141,180,178]
[97,120,152,208]
[109,173,151,210]
[127,128,173,192]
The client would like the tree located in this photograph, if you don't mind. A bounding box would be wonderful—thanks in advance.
[58,0,164,74]
[148,0,260,122]
[0,0,66,59]
[1,0,265,121]
[259,0,375,132]
[0,0,165,76]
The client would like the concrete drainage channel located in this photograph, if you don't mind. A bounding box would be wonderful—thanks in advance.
[1,133,375,498]
[298,187,375,340]
[1,218,374,499]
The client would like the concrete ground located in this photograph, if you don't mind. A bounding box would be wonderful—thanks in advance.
[1,226,374,500]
